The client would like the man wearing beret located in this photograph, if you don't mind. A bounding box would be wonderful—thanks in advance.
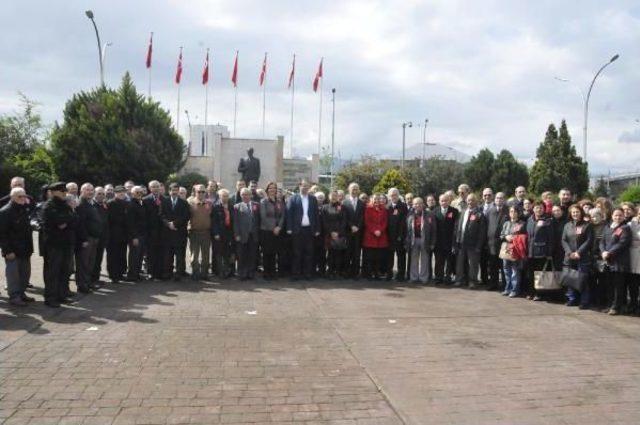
[41,182,75,307]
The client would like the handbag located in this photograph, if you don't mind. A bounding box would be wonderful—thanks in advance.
[534,259,562,291]
[559,266,588,292]
[330,236,348,250]
[498,241,515,261]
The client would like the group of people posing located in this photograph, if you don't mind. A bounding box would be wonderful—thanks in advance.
[1,176,639,316]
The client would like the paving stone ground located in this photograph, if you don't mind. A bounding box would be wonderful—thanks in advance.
[1,252,639,425]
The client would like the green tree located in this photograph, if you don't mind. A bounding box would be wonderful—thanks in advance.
[167,171,209,191]
[464,148,495,191]
[334,156,390,195]
[593,177,609,197]
[373,168,411,194]
[619,185,640,204]
[490,149,529,194]
[50,73,185,185]
[404,157,467,196]
[529,120,589,196]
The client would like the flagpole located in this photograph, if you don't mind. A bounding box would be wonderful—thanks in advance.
[289,54,296,158]
[176,46,182,133]
[233,50,238,138]
[262,52,267,138]
[204,48,209,155]
[318,72,323,158]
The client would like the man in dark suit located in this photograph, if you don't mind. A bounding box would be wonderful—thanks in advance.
[75,183,101,293]
[286,179,320,280]
[434,194,459,285]
[386,188,407,281]
[143,180,164,280]
[484,191,509,290]
[160,183,190,280]
[211,189,235,278]
[106,186,129,283]
[126,186,147,281]
[342,182,365,279]
[233,187,260,280]
[454,193,487,289]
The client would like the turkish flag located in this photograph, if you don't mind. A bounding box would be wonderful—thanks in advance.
[313,58,323,92]
[288,54,295,89]
[259,53,267,86]
[145,33,153,69]
[231,51,238,87]
[175,48,183,84]
[202,50,209,85]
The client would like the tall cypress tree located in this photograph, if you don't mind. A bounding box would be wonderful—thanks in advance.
[529,120,589,196]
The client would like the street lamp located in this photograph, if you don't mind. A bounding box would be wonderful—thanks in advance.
[101,42,112,74]
[421,118,429,168]
[85,10,104,87]
[401,121,413,169]
[583,54,619,162]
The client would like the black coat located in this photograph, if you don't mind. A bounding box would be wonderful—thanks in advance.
[526,216,554,259]
[126,199,146,240]
[322,202,348,237]
[286,194,319,235]
[0,202,33,258]
[485,204,509,255]
[160,196,190,247]
[600,224,631,273]
[455,207,487,251]
[76,198,103,239]
[42,197,75,247]
[93,201,109,241]
[561,220,593,267]
[211,200,234,241]
[386,201,408,248]
[342,196,365,231]
[107,198,129,243]
[434,206,458,253]
[142,194,163,240]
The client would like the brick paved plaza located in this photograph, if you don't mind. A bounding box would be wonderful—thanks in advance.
[1,255,639,425]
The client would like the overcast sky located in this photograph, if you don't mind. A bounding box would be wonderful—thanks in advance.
[1,0,638,175]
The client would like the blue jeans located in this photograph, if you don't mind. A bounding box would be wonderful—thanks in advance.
[5,256,31,299]
[503,260,521,295]
[566,263,590,306]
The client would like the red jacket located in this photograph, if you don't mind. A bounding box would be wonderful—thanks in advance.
[363,204,388,248]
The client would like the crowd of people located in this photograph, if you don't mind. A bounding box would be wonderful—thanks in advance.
[1,175,639,316]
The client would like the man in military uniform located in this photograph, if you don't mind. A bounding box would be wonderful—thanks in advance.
[106,186,129,283]
[41,182,74,308]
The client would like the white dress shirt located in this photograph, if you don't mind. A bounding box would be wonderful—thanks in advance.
[301,194,310,227]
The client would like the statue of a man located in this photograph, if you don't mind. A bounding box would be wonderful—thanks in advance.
[237,148,261,184]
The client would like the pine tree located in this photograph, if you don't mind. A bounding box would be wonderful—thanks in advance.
[464,148,495,191]
[529,120,589,196]
[490,150,529,194]
[373,168,411,194]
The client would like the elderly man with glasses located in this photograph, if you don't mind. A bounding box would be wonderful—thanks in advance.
[187,184,212,280]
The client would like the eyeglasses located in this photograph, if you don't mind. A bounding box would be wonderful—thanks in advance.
[197,191,206,194]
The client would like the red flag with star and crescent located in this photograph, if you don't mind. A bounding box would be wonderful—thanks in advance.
[288,54,296,89]
[145,33,153,69]
[313,58,323,92]
[202,50,209,85]
[259,53,267,86]
[175,48,183,84]
[231,51,238,87]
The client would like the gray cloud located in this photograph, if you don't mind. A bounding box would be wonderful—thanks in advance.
[1,0,639,176]
[619,128,640,143]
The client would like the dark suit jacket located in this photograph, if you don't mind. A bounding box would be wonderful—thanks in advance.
[211,200,234,240]
[485,204,509,255]
[76,198,103,239]
[387,201,408,248]
[233,201,260,243]
[342,196,365,231]
[434,206,459,253]
[405,210,437,251]
[107,198,129,243]
[142,194,163,240]
[160,196,190,246]
[455,207,487,251]
[126,199,146,240]
[600,224,631,273]
[286,194,319,235]
[561,220,593,266]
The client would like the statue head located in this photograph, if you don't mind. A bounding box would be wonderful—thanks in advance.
[247,147,254,158]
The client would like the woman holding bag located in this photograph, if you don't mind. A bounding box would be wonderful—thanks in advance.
[526,201,556,301]
[600,208,632,315]
[561,205,593,308]
[500,206,527,297]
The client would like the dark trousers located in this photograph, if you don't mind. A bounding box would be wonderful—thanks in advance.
[92,235,107,283]
[146,236,165,279]
[483,252,501,288]
[76,237,97,290]
[608,271,627,311]
[5,256,31,299]
[455,246,480,285]
[363,247,386,278]
[327,248,345,276]
[434,249,455,283]
[163,243,186,278]
[387,245,406,280]
[314,235,326,275]
[236,234,258,279]
[628,273,639,313]
[127,237,144,280]
[346,232,362,278]
[214,237,235,278]
[107,239,128,280]
[260,230,281,277]
[292,227,314,278]
[45,245,71,302]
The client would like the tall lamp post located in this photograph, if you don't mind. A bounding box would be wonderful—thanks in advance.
[583,54,619,162]
[85,10,104,87]
[421,118,429,168]
[401,121,412,169]
[330,88,336,189]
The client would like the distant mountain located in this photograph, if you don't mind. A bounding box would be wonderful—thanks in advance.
[388,143,471,163]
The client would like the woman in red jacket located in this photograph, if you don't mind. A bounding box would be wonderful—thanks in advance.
[362,193,389,280]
